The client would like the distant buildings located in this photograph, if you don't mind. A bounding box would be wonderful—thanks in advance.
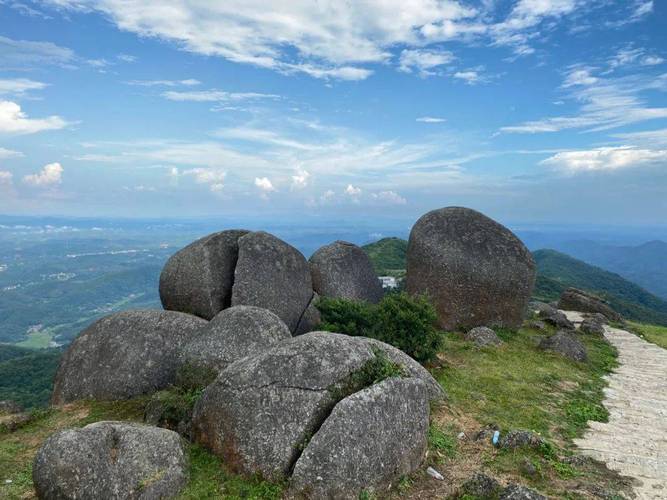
[378,276,398,289]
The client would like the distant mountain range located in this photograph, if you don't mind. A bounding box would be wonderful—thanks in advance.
[362,238,667,327]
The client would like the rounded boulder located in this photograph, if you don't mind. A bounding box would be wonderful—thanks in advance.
[309,241,383,303]
[51,310,207,404]
[159,229,249,320]
[33,421,188,500]
[406,207,536,330]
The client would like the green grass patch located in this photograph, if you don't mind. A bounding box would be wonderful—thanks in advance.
[427,423,457,461]
[626,321,667,349]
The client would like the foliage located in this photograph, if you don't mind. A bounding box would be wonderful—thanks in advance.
[626,321,667,349]
[175,362,218,393]
[0,346,61,408]
[317,293,442,363]
[427,424,457,460]
[361,237,408,276]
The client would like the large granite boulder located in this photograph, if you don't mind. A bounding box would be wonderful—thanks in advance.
[33,421,188,499]
[539,331,588,362]
[180,305,291,373]
[406,207,535,330]
[294,292,322,336]
[192,332,438,483]
[309,241,383,304]
[52,310,207,404]
[232,231,313,333]
[558,288,622,322]
[159,229,248,320]
[290,377,429,499]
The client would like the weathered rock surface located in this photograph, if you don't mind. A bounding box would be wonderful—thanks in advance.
[33,421,188,500]
[526,320,547,331]
[192,332,438,483]
[406,207,535,330]
[52,310,207,404]
[461,472,501,498]
[538,306,575,330]
[290,377,429,499]
[0,400,22,414]
[232,231,313,333]
[500,483,547,500]
[558,288,622,322]
[527,301,554,316]
[294,292,322,336]
[180,306,291,373]
[309,241,383,304]
[464,326,503,347]
[499,430,545,449]
[579,317,605,336]
[159,229,248,320]
[539,331,588,362]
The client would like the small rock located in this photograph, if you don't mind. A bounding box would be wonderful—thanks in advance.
[538,308,575,330]
[457,432,466,440]
[539,331,588,362]
[461,472,501,498]
[579,317,605,336]
[464,326,503,347]
[558,288,622,322]
[526,320,547,331]
[0,412,33,432]
[500,483,547,500]
[474,424,500,442]
[0,400,22,415]
[499,430,545,450]
[426,466,445,481]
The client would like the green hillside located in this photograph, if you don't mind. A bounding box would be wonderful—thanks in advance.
[0,345,61,409]
[533,249,667,326]
[362,237,408,275]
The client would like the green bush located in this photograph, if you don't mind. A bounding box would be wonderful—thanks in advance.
[317,293,442,363]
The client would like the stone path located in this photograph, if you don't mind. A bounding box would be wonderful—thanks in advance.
[563,311,667,499]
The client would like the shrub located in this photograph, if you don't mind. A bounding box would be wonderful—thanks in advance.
[317,293,442,363]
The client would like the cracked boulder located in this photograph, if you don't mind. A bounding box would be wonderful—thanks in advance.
[180,305,291,373]
[232,231,313,333]
[191,332,438,486]
[52,310,207,404]
[33,421,188,500]
[406,207,536,330]
[294,292,322,336]
[159,229,249,320]
[290,377,429,499]
[309,241,383,304]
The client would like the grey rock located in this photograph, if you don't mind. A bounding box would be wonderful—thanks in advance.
[499,430,545,449]
[527,320,547,331]
[538,308,575,330]
[294,292,322,336]
[51,310,207,404]
[0,400,22,414]
[528,301,555,316]
[464,326,503,347]
[558,288,622,322]
[579,317,606,336]
[290,377,429,499]
[159,229,248,320]
[500,483,547,500]
[539,331,588,362]
[309,241,383,304]
[461,472,501,498]
[33,421,188,500]
[232,231,313,333]
[192,332,377,480]
[406,207,535,330]
[180,306,291,373]
[360,337,445,401]
[0,412,32,432]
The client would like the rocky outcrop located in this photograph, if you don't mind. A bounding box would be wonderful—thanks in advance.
[579,317,605,336]
[180,306,291,373]
[232,231,313,333]
[538,306,575,330]
[464,326,503,347]
[461,472,501,498]
[192,332,437,492]
[406,207,535,330]
[539,331,588,362]
[51,310,207,404]
[309,241,383,304]
[33,421,188,499]
[159,229,248,320]
[558,288,622,322]
[290,377,429,499]
[500,483,547,500]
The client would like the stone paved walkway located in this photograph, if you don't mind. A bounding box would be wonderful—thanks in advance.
[564,311,667,499]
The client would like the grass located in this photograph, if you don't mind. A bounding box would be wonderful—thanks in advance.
[15,328,56,349]
[626,321,667,349]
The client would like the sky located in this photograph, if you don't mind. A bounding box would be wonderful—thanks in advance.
[0,0,666,226]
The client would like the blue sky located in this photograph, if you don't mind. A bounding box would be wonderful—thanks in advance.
[0,0,666,225]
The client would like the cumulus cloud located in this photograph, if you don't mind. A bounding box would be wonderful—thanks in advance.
[345,184,362,196]
[416,116,446,123]
[181,167,226,192]
[255,176,276,198]
[0,170,13,186]
[453,70,482,84]
[291,169,310,190]
[0,78,48,96]
[23,162,63,186]
[541,146,667,173]
[0,100,68,135]
[398,49,455,76]
[371,190,407,204]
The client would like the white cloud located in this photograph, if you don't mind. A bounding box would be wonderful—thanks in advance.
[371,190,407,204]
[416,116,446,123]
[642,55,664,66]
[562,67,598,87]
[453,70,481,84]
[0,78,48,95]
[181,167,226,192]
[125,79,201,87]
[0,35,74,68]
[613,128,667,147]
[345,184,362,196]
[541,146,667,173]
[162,90,280,102]
[254,177,276,198]
[117,53,137,62]
[0,147,23,159]
[0,170,13,186]
[0,100,68,135]
[23,162,63,186]
[291,169,310,190]
[398,49,455,76]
